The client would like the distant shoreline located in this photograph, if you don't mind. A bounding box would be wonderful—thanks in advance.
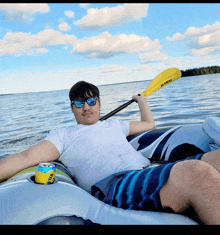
[1,66,219,96]
[181,65,220,77]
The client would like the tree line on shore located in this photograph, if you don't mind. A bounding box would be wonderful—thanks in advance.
[181,65,220,77]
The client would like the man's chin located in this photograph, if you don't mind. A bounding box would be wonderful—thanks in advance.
[80,117,100,125]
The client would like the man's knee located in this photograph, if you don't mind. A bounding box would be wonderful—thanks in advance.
[168,160,216,188]
[160,160,215,213]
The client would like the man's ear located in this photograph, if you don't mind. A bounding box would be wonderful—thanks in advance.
[98,99,101,109]
[71,103,74,113]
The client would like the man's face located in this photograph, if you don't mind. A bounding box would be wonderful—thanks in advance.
[71,96,101,125]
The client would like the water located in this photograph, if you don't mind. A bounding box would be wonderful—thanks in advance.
[1,74,220,160]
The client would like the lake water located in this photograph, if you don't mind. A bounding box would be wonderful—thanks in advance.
[0,74,220,160]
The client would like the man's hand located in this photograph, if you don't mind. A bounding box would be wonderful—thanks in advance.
[132,94,145,103]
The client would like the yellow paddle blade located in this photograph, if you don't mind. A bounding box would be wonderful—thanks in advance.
[141,68,182,97]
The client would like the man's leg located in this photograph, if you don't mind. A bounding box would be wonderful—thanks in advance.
[160,159,220,225]
[201,149,220,172]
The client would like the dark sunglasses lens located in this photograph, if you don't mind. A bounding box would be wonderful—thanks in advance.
[73,97,97,108]
[87,98,97,106]
[74,101,84,108]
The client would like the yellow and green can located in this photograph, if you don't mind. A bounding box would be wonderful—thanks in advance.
[35,163,56,184]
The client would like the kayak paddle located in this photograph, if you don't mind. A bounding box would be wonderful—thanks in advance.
[100,68,181,121]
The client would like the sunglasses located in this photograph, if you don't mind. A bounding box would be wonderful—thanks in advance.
[71,97,98,108]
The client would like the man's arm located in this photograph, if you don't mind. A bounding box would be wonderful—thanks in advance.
[0,140,60,182]
[128,95,155,136]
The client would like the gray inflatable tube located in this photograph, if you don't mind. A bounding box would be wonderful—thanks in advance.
[0,117,219,225]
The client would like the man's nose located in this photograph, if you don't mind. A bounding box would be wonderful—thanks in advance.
[83,101,90,110]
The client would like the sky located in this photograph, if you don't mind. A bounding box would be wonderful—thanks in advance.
[0,3,220,94]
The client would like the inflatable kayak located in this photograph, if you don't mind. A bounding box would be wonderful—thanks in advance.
[0,117,219,225]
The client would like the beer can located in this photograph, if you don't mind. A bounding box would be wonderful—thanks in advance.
[35,163,56,184]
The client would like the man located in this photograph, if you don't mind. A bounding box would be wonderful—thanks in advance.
[1,81,220,225]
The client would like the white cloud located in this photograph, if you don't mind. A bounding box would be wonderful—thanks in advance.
[179,55,219,70]
[59,21,71,32]
[197,29,220,47]
[132,65,163,72]
[166,33,184,42]
[72,31,161,59]
[0,3,50,22]
[24,47,49,56]
[166,59,181,64]
[166,21,220,56]
[35,48,48,54]
[1,29,163,61]
[0,29,77,57]
[74,3,149,30]
[102,65,127,73]
[185,22,220,37]
[191,47,217,56]
[139,51,169,63]
[64,11,75,19]
[79,4,90,9]
[72,69,83,74]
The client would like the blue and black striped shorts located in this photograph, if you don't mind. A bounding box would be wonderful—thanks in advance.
[109,154,203,212]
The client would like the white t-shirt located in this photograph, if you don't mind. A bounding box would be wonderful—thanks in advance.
[45,120,151,193]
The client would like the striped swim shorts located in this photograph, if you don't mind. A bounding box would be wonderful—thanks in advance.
[91,154,203,213]
[110,154,203,211]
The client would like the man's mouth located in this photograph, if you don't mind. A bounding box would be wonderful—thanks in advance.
[83,112,93,116]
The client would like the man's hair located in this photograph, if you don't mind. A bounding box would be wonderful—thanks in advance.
[69,81,100,106]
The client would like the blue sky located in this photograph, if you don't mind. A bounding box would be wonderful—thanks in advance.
[0,3,219,94]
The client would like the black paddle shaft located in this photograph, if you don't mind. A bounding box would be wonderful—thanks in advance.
[100,99,135,121]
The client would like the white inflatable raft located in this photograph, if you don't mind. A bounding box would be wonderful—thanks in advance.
[0,117,219,225]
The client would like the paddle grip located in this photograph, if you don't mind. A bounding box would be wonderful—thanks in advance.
[100,99,135,121]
